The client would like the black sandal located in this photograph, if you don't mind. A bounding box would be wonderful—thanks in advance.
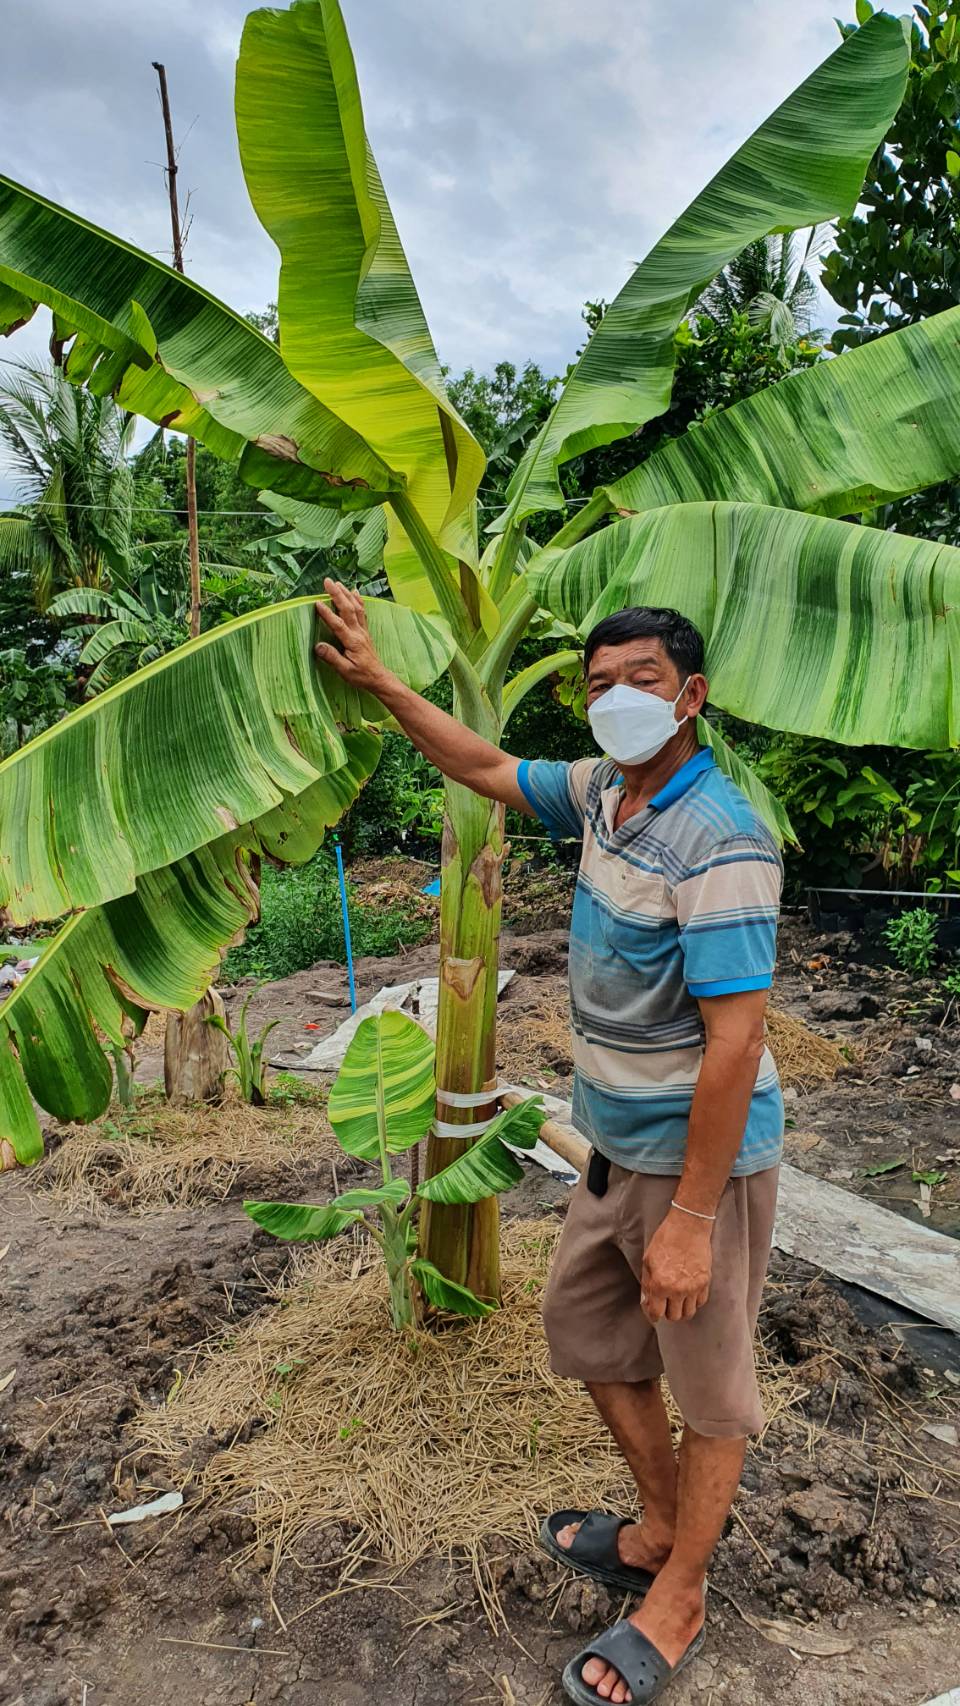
[539,1510,655,1597]
[563,1620,705,1704]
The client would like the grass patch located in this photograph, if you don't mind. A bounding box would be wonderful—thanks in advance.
[223,851,432,982]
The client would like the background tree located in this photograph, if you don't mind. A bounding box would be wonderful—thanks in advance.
[0,363,138,609]
[699,230,826,346]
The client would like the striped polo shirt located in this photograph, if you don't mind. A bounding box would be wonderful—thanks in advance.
[517,747,784,1177]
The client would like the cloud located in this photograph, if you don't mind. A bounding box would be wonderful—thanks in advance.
[0,0,845,502]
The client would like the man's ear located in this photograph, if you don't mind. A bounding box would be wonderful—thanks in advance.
[687,674,709,715]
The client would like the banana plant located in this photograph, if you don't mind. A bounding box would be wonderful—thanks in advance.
[205,987,279,1106]
[0,597,452,1162]
[245,1010,544,1328]
[6,0,960,1304]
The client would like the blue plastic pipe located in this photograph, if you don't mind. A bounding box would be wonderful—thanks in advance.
[332,837,357,1013]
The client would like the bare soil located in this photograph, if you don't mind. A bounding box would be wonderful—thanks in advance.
[3,886,960,1706]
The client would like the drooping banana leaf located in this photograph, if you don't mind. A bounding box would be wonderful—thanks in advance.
[606,307,960,520]
[409,1258,495,1317]
[237,0,485,604]
[527,501,960,749]
[258,491,360,550]
[0,279,34,333]
[0,597,452,926]
[0,176,396,509]
[0,728,381,1161]
[327,1010,436,1162]
[697,720,796,848]
[77,618,153,666]
[417,1099,544,1206]
[499,12,909,527]
[47,588,131,622]
[258,490,388,574]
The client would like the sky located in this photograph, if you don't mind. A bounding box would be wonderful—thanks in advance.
[0,0,845,505]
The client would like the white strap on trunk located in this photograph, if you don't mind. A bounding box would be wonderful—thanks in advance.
[433,1115,498,1139]
[433,1084,502,1138]
[435,1086,500,1108]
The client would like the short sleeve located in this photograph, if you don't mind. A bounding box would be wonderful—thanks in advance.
[674,834,782,998]
[516,757,598,841]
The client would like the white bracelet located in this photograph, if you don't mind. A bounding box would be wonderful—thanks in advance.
[670,1199,717,1222]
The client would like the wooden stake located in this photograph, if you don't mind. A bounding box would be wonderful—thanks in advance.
[153,60,201,640]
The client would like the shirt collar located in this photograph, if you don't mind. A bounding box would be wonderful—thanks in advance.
[649,746,715,811]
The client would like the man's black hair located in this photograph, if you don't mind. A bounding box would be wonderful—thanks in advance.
[583,606,705,677]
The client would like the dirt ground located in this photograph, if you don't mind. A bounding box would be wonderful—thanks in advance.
[3,869,960,1706]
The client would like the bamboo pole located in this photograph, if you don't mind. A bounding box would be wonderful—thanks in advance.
[498,1090,590,1173]
[153,60,201,640]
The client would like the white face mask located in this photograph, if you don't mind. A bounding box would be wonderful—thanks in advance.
[587,679,690,766]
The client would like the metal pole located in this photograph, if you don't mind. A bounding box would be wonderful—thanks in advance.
[333,836,357,1013]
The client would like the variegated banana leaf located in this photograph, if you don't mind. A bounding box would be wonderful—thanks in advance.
[697,721,796,848]
[0,177,395,510]
[417,1098,543,1206]
[0,728,381,1162]
[500,12,909,526]
[327,1010,436,1162]
[0,597,452,927]
[237,0,484,604]
[606,308,960,520]
[527,502,960,749]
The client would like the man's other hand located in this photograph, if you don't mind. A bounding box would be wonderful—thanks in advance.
[641,1209,713,1324]
[314,579,391,693]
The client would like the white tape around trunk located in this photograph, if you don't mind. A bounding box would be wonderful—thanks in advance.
[433,1115,498,1139]
[435,1086,500,1109]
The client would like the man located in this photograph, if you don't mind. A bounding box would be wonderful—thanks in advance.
[315,584,783,1706]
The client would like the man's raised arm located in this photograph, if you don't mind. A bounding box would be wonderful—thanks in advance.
[314,580,532,814]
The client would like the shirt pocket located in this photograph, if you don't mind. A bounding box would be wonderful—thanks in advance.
[598,866,666,964]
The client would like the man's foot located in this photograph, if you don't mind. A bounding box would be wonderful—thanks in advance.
[555,1518,672,1576]
[580,1573,705,1704]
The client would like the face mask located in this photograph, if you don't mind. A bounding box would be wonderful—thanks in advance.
[587,679,690,766]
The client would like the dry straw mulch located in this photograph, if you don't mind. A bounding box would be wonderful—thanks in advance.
[30,1093,337,1218]
[500,987,852,1096]
[137,1220,806,1624]
[765,1007,854,1090]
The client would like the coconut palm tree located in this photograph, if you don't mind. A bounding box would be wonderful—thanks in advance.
[0,362,137,610]
[699,230,827,347]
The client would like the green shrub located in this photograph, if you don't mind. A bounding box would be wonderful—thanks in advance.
[883,907,938,976]
[223,851,431,982]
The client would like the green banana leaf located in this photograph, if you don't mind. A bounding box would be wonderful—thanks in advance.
[331,1181,411,1210]
[606,308,960,520]
[243,1178,411,1242]
[0,279,34,332]
[0,596,452,926]
[237,0,484,603]
[500,12,909,526]
[409,1258,495,1317]
[327,1010,436,1162]
[0,729,381,1161]
[78,618,153,666]
[259,490,388,573]
[697,720,797,848]
[243,1200,364,1240]
[0,176,396,509]
[417,1099,544,1206]
[527,501,960,749]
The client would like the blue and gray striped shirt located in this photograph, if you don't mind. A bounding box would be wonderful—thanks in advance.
[517,747,784,1176]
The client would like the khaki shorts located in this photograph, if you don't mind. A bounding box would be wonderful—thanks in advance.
[542,1161,779,1438]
